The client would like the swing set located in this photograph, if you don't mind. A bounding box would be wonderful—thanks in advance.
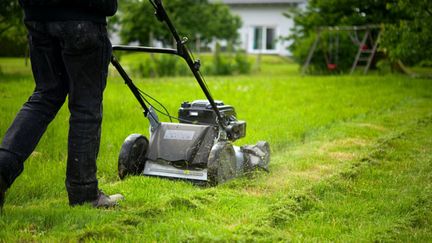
[301,25,381,75]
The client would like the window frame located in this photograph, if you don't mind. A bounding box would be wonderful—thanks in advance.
[250,26,278,54]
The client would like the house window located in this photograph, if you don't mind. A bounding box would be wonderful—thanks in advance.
[253,27,263,50]
[266,28,276,50]
[252,26,276,51]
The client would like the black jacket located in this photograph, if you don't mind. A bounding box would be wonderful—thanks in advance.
[19,0,118,24]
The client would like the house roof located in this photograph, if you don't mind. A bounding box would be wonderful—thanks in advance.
[220,0,305,5]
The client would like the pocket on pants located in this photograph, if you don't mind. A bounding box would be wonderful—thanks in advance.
[61,22,106,55]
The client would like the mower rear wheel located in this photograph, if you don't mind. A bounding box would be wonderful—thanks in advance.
[207,142,236,186]
[256,141,270,171]
[118,134,149,180]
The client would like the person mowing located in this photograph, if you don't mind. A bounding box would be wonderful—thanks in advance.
[0,0,124,210]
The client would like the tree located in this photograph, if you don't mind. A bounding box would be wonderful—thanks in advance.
[0,0,27,56]
[0,0,22,35]
[116,0,241,46]
[380,0,432,66]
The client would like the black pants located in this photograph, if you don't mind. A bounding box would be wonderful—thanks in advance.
[0,21,111,205]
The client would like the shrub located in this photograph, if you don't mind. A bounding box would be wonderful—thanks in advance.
[209,43,234,76]
[126,47,252,78]
[154,55,178,77]
[234,50,251,74]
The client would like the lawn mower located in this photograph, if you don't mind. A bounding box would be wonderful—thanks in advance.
[110,0,270,185]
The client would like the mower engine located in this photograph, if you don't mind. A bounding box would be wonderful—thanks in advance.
[118,100,270,185]
[178,100,246,141]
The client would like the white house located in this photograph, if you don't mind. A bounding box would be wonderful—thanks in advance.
[221,0,307,56]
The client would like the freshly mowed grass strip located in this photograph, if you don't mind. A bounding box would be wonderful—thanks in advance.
[280,104,432,241]
[0,57,432,241]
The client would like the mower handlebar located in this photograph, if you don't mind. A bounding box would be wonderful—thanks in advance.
[111,0,229,130]
[146,0,227,129]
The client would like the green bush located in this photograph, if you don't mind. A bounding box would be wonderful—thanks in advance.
[376,59,392,74]
[0,36,27,57]
[379,1,432,66]
[129,54,178,78]
[136,62,153,77]
[125,47,252,78]
[234,50,251,74]
[209,43,234,76]
[205,44,252,76]
[154,55,178,77]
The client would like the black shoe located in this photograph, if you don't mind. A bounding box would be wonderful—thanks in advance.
[92,190,124,208]
[0,175,7,211]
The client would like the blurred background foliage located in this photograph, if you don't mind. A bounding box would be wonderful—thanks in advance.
[0,0,27,56]
[286,0,432,73]
[112,0,241,46]
[1,0,431,75]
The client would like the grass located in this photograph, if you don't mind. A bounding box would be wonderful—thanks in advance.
[0,55,432,241]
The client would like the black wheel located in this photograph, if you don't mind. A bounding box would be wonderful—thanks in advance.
[118,134,149,179]
[207,142,236,186]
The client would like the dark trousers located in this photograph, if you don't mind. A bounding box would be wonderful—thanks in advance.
[0,21,112,205]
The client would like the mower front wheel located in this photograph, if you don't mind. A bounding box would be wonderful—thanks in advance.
[207,142,236,186]
[118,134,149,180]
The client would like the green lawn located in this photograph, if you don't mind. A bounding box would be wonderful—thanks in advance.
[0,56,431,241]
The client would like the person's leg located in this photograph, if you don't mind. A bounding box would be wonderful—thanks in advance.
[0,22,68,190]
[55,22,112,205]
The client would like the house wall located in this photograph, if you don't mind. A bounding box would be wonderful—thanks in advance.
[228,3,303,56]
